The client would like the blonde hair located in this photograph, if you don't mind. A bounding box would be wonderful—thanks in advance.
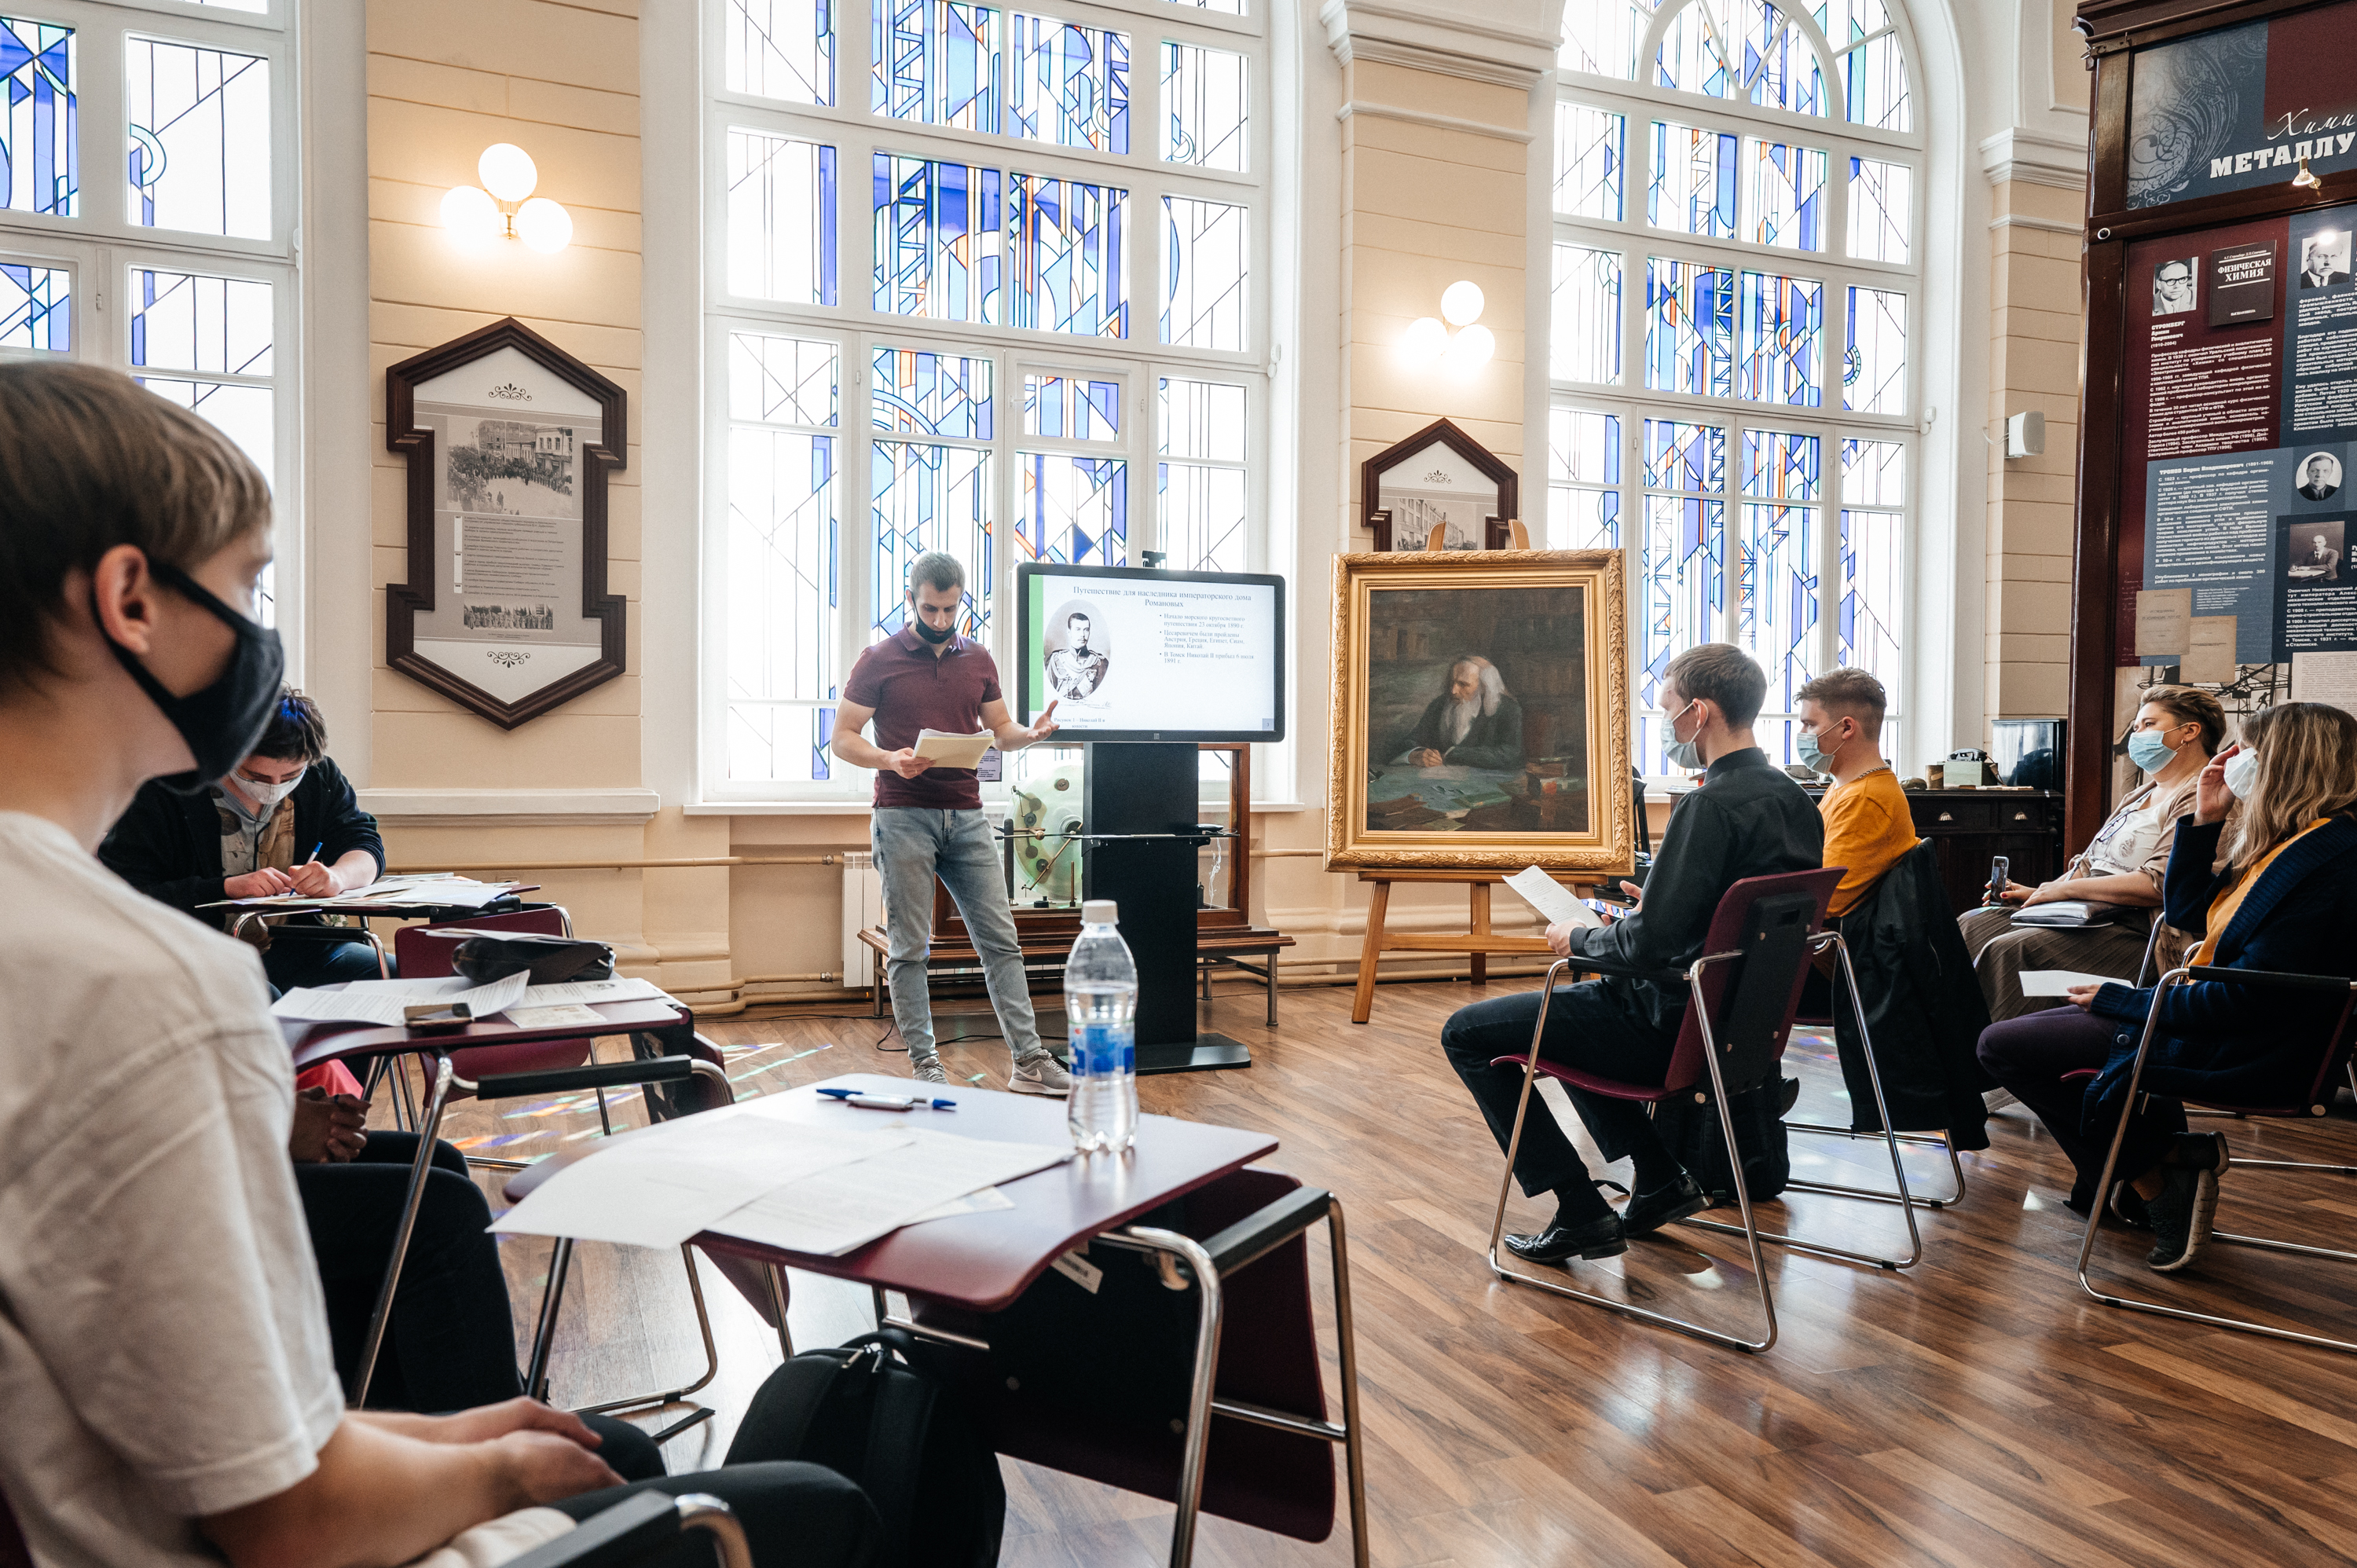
[2223,702,2357,872]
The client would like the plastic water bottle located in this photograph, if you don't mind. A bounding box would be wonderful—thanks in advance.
[1065,899,1138,1152]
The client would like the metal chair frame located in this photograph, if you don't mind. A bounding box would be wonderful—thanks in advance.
[1486,924,1921,1354]
[2073,964,2357,1354]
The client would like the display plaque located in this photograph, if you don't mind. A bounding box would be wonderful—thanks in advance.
[384,318,627,729]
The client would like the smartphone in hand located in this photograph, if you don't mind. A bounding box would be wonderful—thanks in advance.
[1985,854,2010,906]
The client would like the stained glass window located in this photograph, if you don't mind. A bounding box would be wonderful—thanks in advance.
[1656,0,1822,117]
[1843,284,1903,413]
[1017,451,1124,565]
[1640,419,1725,728]
[1547,408,1622,550]
[1838,438,1903,679]
[1737,429,1820,747]
[728,0,834,106]
[0,19,74,218]
[732,330,840,427]
[128,269,270,376]
[1847,156,1909,262]
[1159,376,1244,460]
[1815,0,1911,130]
[871,440,994,640]
[1644,255,1734,397]
[872,1,1000,130]
[872,343,994,438]
[0,262,68,350]
[1012,171,1127,337]
[1022,373,1118,439]
[1559,0,1651,78]
[728,333,841,782]
[731,129,839,304]
[1648,122,1735,238]
[137,377,271,474]
[871,152,998,323]
[1160,376,1246,572]
[1160,193,1243,350]
[1162,41,1246,171]
[1553,103,1623,221]
[1737,269,1820,405]
[1746,139,1824,251]
[1552,244,1623,384]
[126,39,269,239]
[1009,14,1129,153]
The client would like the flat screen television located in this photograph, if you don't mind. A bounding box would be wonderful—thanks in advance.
[1015,562,1286,744]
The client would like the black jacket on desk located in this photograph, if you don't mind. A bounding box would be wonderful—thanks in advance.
[1568,746,1824,1039]
[100,756,385,931]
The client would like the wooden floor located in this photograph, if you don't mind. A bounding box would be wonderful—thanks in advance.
[419,975,2357,1567]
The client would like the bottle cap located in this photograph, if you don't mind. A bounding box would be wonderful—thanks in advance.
[1081,899,1119,925]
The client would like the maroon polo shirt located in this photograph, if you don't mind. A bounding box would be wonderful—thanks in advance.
[842,625,1003,808]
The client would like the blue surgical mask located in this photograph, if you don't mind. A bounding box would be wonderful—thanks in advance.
[2125,730,2175,774]
[2224,749,2261,800]
[1797,723,1842,775]
[1663,701,1704,771]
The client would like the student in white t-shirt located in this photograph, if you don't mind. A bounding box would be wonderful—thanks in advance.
[0,362,878,1568]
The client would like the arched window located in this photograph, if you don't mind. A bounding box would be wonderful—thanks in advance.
[1551,0,1920,773]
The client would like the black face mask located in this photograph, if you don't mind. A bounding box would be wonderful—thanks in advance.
[910,614,955,645]
[98,560,287,794]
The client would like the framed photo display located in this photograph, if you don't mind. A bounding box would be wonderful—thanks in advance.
[1359,416,1520,552]
[384,318,628,729]
[1326,548,1634,874]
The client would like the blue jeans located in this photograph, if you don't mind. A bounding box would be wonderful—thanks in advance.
[871,807,1045,1067]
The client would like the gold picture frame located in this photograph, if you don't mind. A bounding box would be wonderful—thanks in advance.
[1325,548,1633,874]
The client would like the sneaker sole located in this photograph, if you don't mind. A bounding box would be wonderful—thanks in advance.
[2150,1167,2222,1273]
[1008,1077,1069,1097]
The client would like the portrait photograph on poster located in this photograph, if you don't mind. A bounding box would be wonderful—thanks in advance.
[2286,519,2347,581]
[2297,452,2344,501]
[2300,229,2352,289]
[1040,599,1113,699]
[2152,256,2197,316]
[1326,549,1633,873]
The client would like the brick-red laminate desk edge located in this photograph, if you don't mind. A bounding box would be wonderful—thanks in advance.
[284,997,693,1072]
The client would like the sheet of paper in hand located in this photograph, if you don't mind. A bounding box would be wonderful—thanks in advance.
[1505,864,1601,929]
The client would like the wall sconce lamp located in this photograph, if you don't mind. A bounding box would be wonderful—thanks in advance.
[441,143,574,253]
[1401,280,1495,372]
[2293,154,2322,191]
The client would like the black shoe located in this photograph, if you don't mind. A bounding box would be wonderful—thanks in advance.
[1504,1211,1627,1263]
[2146,1161,2222,1272]
[1621,1173,1710,1237]
[1779,1075,1802,1116]
[2108,1182,2153,1230]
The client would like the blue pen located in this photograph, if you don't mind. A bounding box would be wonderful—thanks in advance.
[306,841,324,865]
[816,1087,957,1111]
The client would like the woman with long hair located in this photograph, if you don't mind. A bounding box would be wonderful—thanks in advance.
[1977,702,2357,1268]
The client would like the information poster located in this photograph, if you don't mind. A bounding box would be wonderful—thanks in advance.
[2124,204,2357,669]
[2124,2,2357,211]
[1019,570,1281,737]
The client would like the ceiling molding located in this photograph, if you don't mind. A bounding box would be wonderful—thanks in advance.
[1981,127,2092,190]
[1336,99,1537,145]
[1320,0,1560,91]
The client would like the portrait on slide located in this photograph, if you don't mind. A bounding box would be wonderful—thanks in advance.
[1327,549,1634,874]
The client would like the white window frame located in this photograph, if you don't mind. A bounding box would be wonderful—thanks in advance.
[0,0,300,650]
[697,0,1274,804]
[1551,0,1923,782]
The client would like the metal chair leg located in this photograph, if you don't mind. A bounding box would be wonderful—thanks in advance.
[1120,1227,1226,1568]
[354,1054,456,1407]
[528,1237,577,1402]
[1325,1199,1370,1568]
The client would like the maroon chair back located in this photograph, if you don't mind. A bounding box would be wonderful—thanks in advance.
[912,1167,1336,1542]
[394,907,587,1083]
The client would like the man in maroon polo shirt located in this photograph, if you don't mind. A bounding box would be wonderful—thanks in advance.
[832,551,1071,1091]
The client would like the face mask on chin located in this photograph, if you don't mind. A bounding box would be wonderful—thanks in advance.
[97,560,286,795]
[909,613,955,645]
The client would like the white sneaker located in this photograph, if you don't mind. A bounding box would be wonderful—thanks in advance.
[912,1059,948,1085]
[1010,1055,1072,1097]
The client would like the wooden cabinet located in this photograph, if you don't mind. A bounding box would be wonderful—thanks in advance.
[1804,787,2064,913]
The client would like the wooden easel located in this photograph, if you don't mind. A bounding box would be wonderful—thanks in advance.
[1351,870,1556,1024]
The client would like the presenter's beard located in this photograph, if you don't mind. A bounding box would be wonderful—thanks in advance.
[1445,695,1480,745]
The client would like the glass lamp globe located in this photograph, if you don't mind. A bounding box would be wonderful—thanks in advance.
[1441,280,1486,327]
[1402,316,1450,362]
[1442,324,1496,370]
[439,184,501,239]
[515,197,574,254]
[477,143,539,203]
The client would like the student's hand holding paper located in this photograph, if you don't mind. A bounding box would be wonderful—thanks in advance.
[1545,921,1581,958]
[225,867,296,899]
[2066,984,2100,1011]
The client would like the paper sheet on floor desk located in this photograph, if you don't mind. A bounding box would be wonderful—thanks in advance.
[269,970,532,1027]
[710,1128,1073,1256]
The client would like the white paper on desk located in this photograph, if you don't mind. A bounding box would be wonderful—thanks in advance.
[712,1129,1072,1257]
[494,1114,915,1249]
[520,976,673,1006]
[269,969,532,1027]
[506,1004,607,1029]
[914,728,994,768]
[1504,865,1600,929]
[2019,969,2127,997]
[905,1185,1017,1225]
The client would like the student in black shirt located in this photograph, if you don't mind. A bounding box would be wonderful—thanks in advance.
[1440,643,1825,1262]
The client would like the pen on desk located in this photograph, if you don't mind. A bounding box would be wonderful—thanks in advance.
[816,1087,958,1111]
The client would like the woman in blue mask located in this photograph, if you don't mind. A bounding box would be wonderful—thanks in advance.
[1978,702,2357,1269]
[1958,685,2226,1024]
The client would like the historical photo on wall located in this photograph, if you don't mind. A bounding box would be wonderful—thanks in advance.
[2152,256,2198,316]
[2287,519,2347,581]
[438,415,581,519]
[1373,440,1502,551]
[2300,229,2352,289]
[2297,452,2344,501]
[1040,598,1113,700]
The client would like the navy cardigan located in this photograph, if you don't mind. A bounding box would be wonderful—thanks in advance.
[2080,814,2357,1125]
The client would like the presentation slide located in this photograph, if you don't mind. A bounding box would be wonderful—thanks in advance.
[1020,567,1281,739]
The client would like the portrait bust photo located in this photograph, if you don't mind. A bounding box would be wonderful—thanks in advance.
[2298,451,2343,502]
[2301,230,2352,291]
[1041,601,1112,699]
[2150,257,2196,317]
[2286,519,2346,584]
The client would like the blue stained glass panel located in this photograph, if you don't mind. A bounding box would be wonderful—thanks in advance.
[725,704,840,782]
[1815,0,1910,130]
[872,1,1002,130]
[872,152,1001,324]
[727,0,835,106]
[1644,417,1724,493]
[872,440,994,640]
[1738,269,1821,405]
[1656,0,1823,116]
[1552,244,1623,385]
[1549,408,1622,549]
[1010,13,1129,154]
[1642,493,1723,716]
[873,345,995,438]
[1846,156,1909,262]
[1648,122,1736,238]
[0,262,68,350]
[1843,284,1904,414]
[729,129,839,305]
[1022,373,1119,439]
[1838,434,1904,507]
[1741,427,1820,500]
[728,427,839,705]
[1162,41,1247,171]
[1158,461,1246,572]
[1644,256,1734,397]
[126,38,269,239]
[128,269,271,376]
[1736,502,1816,730]
[1012,171,1127,338]
[1018,451,1126,565]
[730,332,840,427]
[1553,102,1623,220]
[0,18,74,217]
[1746,138,1826,251]
[1160,193,1244,349]
[136,377,271,479]
[1839,502,1901,680]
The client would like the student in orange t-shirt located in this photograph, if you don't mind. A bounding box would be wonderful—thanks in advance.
[1795,668,1914,918]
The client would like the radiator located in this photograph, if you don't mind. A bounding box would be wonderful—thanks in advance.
[841,851,885,988]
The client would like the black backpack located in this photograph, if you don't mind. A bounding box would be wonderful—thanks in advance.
[1648,1075,1795,1205]
[724,1328,1004,1568]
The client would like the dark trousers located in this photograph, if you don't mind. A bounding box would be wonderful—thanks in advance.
[551,1464,882,1566]
[297,1132,526,1415]
[265,933,389,991]
[1977,1008,2187,1209]
[1441,984,1680,1198]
